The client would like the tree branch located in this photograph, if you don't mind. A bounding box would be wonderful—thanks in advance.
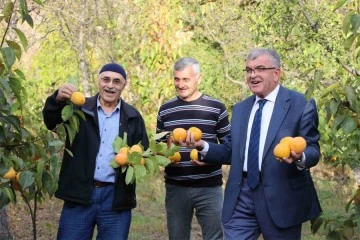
[298,0,318,33]
[299,0,360,77]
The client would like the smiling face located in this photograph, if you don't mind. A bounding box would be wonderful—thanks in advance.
[98,71,126,108]
[174,65,202,102]
[245,54,281,98]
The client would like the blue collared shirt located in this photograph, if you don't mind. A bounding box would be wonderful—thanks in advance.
[94,98,121,183]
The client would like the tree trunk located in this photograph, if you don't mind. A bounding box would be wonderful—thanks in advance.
[79,0,91,97]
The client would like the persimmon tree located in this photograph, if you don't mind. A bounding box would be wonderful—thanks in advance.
[0,1,64,239]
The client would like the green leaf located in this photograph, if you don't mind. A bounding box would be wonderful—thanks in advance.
[49,139,64,150]
[305,69,321,99]
[56,124,66,139]
[125,166,134,184]
[109,159,120,168]
[49,154,60,178]
[153,131,170,140]
[350,14,360,33]
[0,189,11,208]
[18,171,34,190]
[134,165,147,180]
[2,1,14,17]
[64,148,73,157]
[8,77,23,106]
[35,159,46,190]
[4,187,15,204]
[341,116,356,134]
[33,0,44,5]
[344,33,359,51]
[344,85,357,110]
[19,0,28,15]
[144,157,155,175]
[14,69,26,80]
[142,147,153,157]
[42,171,55,197]
[61,105,73,121]
[343,12,354,34]
[345,197,354,212]
[14,28,28,50]
[333,0,348,12]
[1,47,16,68]
[320,82,341,98]
[112,136,127,153]
[333,115,346,130]
[69,115,79,133]
[129,152,142,165]
[6,40,22,60]
[74,109,86,121]
[330,99,340,115]
[65,124,76,145]
[155,155,171,166]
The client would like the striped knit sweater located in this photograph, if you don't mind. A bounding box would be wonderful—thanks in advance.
[156,94,230,187]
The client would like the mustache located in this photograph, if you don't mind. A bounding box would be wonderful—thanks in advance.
[104,88,116,93]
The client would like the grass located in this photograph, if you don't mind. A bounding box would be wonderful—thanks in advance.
[6,163,359,239]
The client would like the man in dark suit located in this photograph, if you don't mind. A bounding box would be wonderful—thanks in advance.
[184,48,322,239]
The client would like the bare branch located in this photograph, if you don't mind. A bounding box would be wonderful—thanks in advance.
[298,0,319,33]
[335,58,360,76]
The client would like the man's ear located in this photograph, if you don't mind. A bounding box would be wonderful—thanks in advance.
[274,69,281,82]
[197,74,203,84]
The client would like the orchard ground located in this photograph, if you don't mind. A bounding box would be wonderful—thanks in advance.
[6,162,358,240]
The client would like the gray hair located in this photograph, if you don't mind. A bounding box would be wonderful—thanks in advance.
[246,48,281,68]
[173,57,201,76]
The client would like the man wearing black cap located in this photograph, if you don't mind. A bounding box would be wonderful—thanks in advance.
[43,63,149,239]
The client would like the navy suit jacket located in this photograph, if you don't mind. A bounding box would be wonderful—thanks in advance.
[204,86,322,228]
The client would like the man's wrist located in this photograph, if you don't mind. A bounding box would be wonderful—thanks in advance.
[195,141,205,151]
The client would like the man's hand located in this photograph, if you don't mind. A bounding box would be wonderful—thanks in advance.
[191,159,208,166]
[179,130,205,151]
[56,83,77,102]
[281,151,302,164]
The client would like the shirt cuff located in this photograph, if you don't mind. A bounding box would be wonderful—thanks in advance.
[295,152,306,170]
[199,142,209,158]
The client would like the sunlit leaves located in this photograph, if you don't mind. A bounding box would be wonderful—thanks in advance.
[333,0,349,12]
[2,1,14,18]
[13,28,28,50]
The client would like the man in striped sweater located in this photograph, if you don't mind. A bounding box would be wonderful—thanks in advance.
[156,57,230,240]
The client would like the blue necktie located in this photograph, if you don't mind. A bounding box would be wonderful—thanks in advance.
[247,99,267,189]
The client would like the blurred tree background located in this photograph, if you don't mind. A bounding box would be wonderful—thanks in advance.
[1,0,359,239]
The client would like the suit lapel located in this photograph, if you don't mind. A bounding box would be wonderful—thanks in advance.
[263,86,291,158]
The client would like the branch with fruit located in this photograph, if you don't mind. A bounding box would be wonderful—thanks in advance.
[109,126,204,185]
[109,132,181,185]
